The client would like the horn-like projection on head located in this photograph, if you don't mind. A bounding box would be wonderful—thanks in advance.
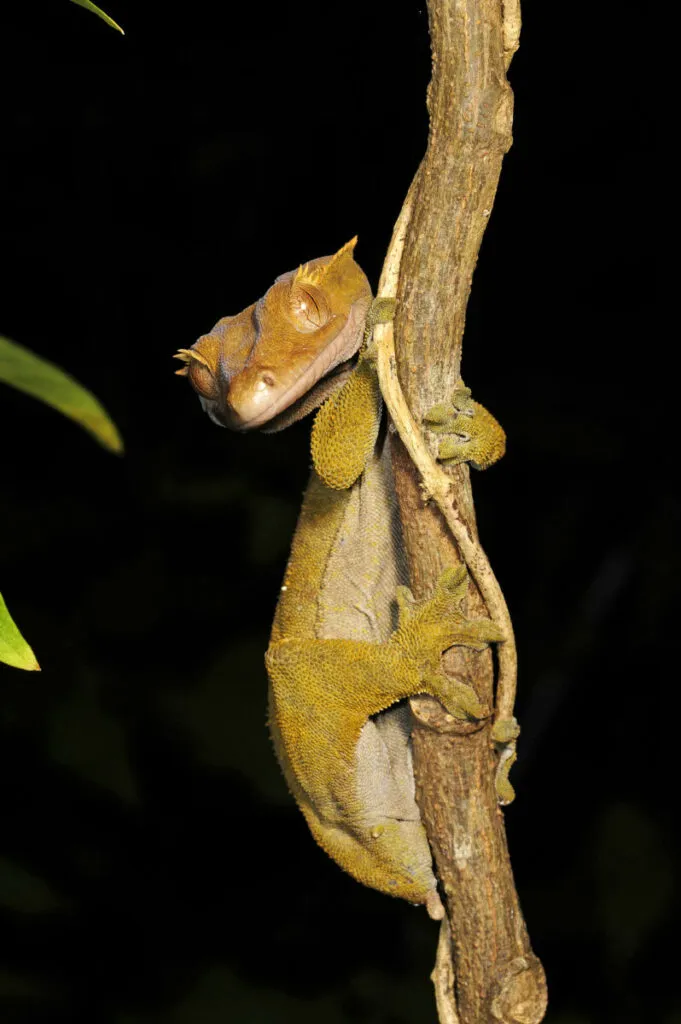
[172,347,213,377]
[293,236,358,289]
[176,236,371,431]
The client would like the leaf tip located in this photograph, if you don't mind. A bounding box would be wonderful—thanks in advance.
[95,421,125,455]
[108,432,126,456]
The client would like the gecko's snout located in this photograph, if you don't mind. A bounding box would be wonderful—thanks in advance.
[224,368,280,431]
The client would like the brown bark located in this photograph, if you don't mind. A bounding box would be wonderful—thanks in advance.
[379,0,547,1021]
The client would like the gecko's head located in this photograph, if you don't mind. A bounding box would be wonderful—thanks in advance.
[175,238,372,431]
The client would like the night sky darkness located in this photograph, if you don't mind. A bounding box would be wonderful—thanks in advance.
[0,3,673,1023]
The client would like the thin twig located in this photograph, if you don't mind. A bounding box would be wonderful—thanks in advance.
[430,918,461,1024]
[374,183,519,743]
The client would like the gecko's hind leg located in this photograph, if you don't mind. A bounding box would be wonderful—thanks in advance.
[393,567,504,721]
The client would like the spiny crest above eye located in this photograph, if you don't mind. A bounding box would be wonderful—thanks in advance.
[293,236,358,288]
[174,347,211,368]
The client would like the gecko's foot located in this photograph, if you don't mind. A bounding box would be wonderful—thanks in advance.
[363,296,397,348]
[397,567,505,652]
[425,670,491,721]
[491,716,520,744]
[424,384,506,470]
[394,567,504,721]
[368,296,397,326]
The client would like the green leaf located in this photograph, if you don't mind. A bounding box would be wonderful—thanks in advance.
[0,592,40,671]
[69,0,124,34]
[0,335,123,454]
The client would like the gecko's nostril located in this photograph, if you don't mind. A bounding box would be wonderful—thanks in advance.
[262,373,275,387]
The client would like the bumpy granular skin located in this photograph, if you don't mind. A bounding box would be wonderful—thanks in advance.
[311,356,383,491]
[425,386,506,470]
[270,342,502,903]
[181,243,505,906]
[268,547,502,903]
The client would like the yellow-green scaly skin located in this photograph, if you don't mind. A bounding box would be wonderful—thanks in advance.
[179,241,506,907]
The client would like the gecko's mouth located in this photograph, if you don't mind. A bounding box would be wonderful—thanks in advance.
[259,360,357,434]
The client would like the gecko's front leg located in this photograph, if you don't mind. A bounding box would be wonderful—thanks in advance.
[424,383,506,470]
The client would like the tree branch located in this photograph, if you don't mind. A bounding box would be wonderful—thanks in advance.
[375,183,518,764]
[374,1,547,1021]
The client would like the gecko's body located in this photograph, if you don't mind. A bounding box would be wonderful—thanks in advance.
[177,240,505,908]
[268,425,437,902]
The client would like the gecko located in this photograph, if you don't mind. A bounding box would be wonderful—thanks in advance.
[175,238,506,914]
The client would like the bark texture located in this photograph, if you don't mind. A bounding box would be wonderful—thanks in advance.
[388,0,548,1021]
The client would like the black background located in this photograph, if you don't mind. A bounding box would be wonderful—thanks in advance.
[0,2,673,1023]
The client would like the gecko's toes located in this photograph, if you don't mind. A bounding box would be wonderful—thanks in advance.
[425,386,506,471]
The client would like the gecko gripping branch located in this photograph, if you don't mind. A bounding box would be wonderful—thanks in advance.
[176,239,507,911]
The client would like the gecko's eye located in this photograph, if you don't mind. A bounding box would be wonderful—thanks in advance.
[289,282,331,331]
